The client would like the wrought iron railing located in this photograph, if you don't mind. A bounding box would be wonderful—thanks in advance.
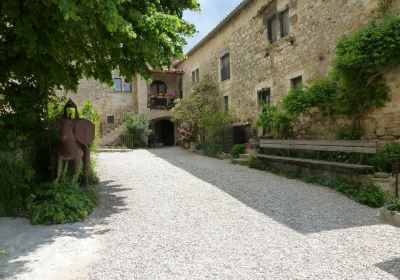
[148,95,176,110]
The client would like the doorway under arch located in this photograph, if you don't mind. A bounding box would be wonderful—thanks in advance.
[154,119,175,146]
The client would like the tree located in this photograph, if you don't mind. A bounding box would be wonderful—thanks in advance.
[171,76,222,137]
[0,0,199,139]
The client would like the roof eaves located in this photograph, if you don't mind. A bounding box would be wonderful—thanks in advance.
[185,0,255,58]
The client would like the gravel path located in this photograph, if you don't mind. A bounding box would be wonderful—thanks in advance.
[87,147,400,280]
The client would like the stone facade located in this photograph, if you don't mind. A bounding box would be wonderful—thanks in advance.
[64,70,182,145]
[176,0,400,141]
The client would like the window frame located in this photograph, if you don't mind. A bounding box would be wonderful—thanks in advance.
[267,15,278,43]
[124,79,132,92]
[258,88,271,106]
[280,8,290,37]
[107,115,115,124]
[113,78,122,92]
[224,96,229,111]
[291,76,303,90]
[220,53,231,82]
[151,80,167,95]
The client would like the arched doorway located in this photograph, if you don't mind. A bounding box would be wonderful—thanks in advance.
[155,119,175,146]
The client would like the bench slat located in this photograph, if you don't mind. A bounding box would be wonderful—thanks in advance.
[259,140,377,154]
[260,139,376,147]
[254,154,374,170]
[260,143,376,154]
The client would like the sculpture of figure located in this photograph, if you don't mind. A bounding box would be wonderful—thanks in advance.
[54,99,95,186]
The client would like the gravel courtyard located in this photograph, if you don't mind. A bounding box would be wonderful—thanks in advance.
[2,147,400,279]
[89,147,400,279]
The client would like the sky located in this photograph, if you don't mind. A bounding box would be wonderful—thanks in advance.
[183,0,243,53]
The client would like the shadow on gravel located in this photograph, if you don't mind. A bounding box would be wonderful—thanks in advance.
[375,258,400,278]
[149,147,384,234]
[0,180,128,279]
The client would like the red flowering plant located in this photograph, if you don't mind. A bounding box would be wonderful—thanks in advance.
[178,123,192,142]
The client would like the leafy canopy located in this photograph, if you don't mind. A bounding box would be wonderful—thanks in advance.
[0,0,199,92]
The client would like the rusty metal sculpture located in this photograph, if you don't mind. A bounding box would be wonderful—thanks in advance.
[54,99,95,186]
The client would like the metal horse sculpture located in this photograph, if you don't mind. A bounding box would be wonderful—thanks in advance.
[54,99,95,186]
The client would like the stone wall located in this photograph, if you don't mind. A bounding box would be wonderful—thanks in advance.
[177,0,400,141]
[63,71,135,125]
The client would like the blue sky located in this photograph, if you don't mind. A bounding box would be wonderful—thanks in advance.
[183,0,243,53]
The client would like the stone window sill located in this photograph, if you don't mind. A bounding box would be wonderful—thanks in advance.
[264,35,295,53]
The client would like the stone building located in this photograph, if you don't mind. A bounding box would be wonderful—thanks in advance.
[175,0,400,141]
[68,0,399,145]
[66,70,183,146]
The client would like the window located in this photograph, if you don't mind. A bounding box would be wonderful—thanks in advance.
[280,9,290,37]
[107,115,115,124]
[266,7,290,43]
[150,81,167,95]
[196,69,200,83]
[192,68,200,84]
[224,96,229,111]
[258,88,271,106]
[192,71,196,84]
[267,16,278,43]
[114,78,122,92]
[291,76,303,90]
[221,54,230,81]
[124,79,132,92]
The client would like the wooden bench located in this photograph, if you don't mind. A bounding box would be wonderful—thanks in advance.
[256,139,378,172]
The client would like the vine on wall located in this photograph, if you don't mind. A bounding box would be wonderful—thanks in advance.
[257,15,400,139]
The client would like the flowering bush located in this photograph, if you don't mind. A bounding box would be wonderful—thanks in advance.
[178,123,192,142]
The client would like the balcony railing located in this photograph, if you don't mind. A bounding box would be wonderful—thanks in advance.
[148,94,177,110]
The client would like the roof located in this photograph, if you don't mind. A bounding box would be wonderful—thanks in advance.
[151,69,184,75]
[175,0,255,66]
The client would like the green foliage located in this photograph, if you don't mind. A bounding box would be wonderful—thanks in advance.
[256,105,293,139]
[334,16,400,122]
[386,197,400,212]
[283,79,337,117]
[230,144,246,159]
[335,127,364,140]
[26,181,97,225]
[246,158,387,208]
[79,100,102,151]
[123,113,151,148]
[200,141,223,158]
[172,76,222,137]
[256,16,400,138]
[368,141,400,172]
[0,152,35,216]
[378,0,395,16]
[199,110,231,143]
[1,0,199,93]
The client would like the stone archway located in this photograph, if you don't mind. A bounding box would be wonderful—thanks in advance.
[154,119,175,146]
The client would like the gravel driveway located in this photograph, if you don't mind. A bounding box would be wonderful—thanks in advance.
[88,147,400,279]
[2,147,400,279]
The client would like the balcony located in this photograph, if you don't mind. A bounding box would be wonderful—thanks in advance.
[148,94,177,110]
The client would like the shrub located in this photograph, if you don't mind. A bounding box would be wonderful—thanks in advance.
[248,157,267,170]
[368,141,400,172]
[79,100,101,151]
[26,181,97,225]
[123,113,151,148]
[200,141,223,158]
[256,105,293,139]
[336,127,364,140]
[230,144,246,159]
[386,197,400,212]
[0,151,35,217]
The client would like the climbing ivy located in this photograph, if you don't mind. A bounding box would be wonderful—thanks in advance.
[334,15,400,126]
[256,15,400,138]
